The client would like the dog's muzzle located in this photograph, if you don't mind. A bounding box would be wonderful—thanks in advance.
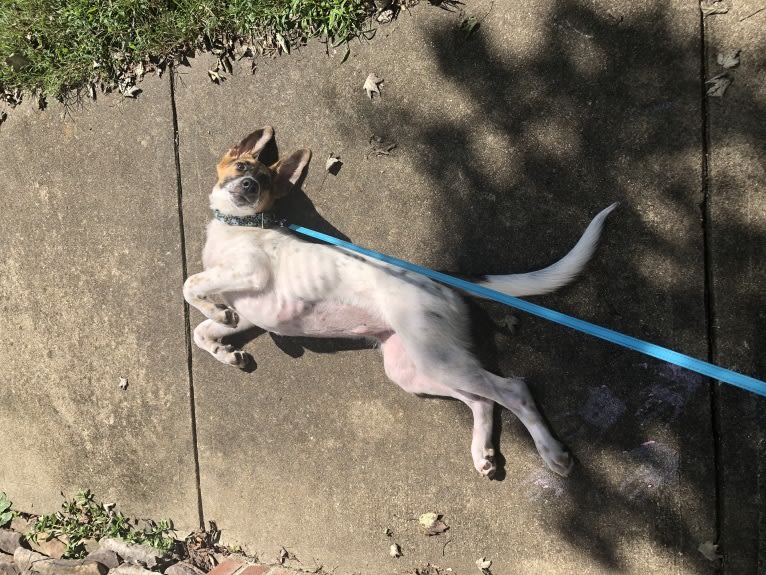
[230,177,259,207]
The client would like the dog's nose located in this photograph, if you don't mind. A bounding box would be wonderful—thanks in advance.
[241,177,257,191]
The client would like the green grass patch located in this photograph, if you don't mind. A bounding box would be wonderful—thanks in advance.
[0,0,375,102]
[27,489,176,558]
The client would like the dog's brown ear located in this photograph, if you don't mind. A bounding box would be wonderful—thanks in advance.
[226,126,274,159]
[271,149,312,198]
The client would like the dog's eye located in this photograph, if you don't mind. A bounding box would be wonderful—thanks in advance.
[235,162,247,172]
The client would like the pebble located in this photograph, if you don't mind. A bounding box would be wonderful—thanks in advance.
[29,558,108,575]
[13,548,46,571]
[9,517,32,534]
[29,533,67,559]
[98,538,164,568]
[84,549,120,569]
[0,530,22,555]
[164,562,206,575]
[111,564,155,575]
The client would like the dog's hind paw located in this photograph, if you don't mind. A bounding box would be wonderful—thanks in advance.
[213,344,253,369]
[230,350,254,370]
[478,457,497,479]
[475,448,497,479]
[541,444,575,477]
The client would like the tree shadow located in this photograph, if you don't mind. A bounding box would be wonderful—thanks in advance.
[322,0,764,572]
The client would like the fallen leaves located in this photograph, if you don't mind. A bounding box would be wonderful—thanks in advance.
[476,557,492,573]
[325,154,342,175]
[717,49,740,69]
[706,48,741,98]
[184,521,223,572]
[418,512,449,536]
[118,81,140,98]
[409,564,447,575]
[368,134,397,158]
[700,0,729,16]
[698,541,722,562]
[278,546,297,564]
[364,73,383,99]
[705,73,731,97]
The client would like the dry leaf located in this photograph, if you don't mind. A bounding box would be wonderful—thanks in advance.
[389,543,402,558]
[364,73,383,99]
[208,70,221,84]
[376,9,394,23]
[716,49,740,69]
[705,73,731,97]
[476,557,492,572]
[121,85,140,98]
[276,33,289,54]
[418,512,449,536]
[698,541,722,562]
[700,0,729,16]
[325,154,342,174]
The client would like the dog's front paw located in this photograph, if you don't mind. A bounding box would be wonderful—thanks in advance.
[213,304,239,327]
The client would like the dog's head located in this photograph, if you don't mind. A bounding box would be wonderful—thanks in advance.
[210,126,311,215]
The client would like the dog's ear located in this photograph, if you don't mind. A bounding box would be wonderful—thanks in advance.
[271,149,312,198]
[225,126,274,159]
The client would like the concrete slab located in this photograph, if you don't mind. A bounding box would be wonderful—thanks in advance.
[0,77,200,527]
[176,1,715,572]
[704,2,766,572]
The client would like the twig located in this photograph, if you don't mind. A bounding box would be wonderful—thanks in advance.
[441,538,452,557]
[739,6,765,21]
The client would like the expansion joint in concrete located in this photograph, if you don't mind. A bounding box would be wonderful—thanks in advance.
[698,9,723,561]
[169,66,206,530]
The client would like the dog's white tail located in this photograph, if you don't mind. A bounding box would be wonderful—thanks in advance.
[476,203,617,297]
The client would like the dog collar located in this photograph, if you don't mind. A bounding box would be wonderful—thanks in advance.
[212,209,283,228]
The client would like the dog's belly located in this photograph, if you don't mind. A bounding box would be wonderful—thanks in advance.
[230,294,389,338]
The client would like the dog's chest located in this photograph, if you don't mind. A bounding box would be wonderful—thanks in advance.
[203,223,389,337]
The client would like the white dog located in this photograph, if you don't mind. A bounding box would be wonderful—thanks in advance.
[184,127,615,478]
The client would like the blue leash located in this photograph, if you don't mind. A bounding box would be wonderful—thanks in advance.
[288,223,766,399]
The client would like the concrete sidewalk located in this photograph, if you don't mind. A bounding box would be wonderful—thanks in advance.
[1,0,764,573]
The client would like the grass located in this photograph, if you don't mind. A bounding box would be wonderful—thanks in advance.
[0,0,376,103]
[27,489,176,558]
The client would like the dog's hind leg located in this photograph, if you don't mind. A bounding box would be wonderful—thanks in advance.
[380,334,498,477]
[393,329,573,476]
[479,372,573,476]
[193,316,255,368]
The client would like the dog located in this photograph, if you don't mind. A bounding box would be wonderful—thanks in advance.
[184,127,616,478]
